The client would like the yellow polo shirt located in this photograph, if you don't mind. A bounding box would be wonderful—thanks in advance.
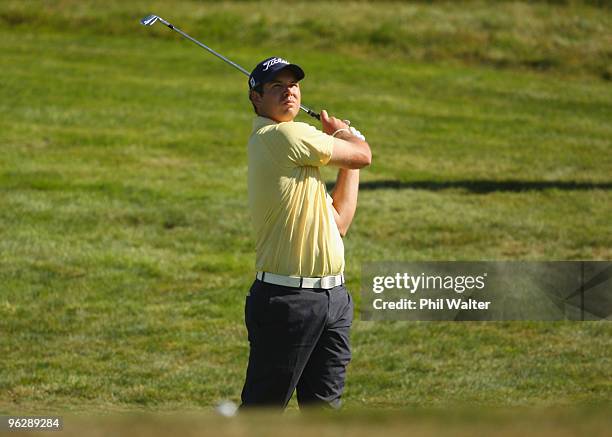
[247,116,345,277]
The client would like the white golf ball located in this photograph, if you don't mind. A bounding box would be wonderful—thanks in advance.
[215,400,238,417]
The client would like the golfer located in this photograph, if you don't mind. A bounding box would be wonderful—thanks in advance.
[240,57,371,409]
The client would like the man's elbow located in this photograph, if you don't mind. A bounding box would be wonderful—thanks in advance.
[363,147,372,167]
[335,217,349,237]
[352,146,372,169]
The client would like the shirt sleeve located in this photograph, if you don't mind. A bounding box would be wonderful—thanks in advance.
[278,122,334,167]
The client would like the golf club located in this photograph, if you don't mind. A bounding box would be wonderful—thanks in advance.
[140,14,321,120]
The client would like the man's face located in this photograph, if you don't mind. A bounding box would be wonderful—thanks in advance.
[251,69,301,122]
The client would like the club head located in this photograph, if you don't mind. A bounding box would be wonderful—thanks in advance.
[140,15,160,26]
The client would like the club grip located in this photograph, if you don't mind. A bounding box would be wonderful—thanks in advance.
[308,110,321,120]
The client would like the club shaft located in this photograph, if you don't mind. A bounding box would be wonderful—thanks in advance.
[158,19,320,120]
[169,24,250,76]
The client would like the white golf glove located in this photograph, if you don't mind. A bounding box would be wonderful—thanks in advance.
[349,126,366,141]
[337,119,366,141]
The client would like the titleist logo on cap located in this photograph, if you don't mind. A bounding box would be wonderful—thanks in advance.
[262,57,289,71]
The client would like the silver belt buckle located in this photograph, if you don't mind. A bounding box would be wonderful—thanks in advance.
[320,276,333,289]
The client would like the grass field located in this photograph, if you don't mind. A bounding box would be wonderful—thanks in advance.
[0,0,611,431]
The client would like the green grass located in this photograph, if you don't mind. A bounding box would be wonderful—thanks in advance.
[1,0,611,79]
[0,0,611,420]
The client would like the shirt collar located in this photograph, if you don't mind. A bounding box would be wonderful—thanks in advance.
[252,115,278,131]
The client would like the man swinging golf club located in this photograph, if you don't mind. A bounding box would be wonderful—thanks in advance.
[241,56,372,410]
[139,15,370,411]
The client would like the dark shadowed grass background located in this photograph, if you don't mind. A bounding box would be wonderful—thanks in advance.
[0,0,610,433]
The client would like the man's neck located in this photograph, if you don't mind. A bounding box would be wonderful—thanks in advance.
[256,111,294,123]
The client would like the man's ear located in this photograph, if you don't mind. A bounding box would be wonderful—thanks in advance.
[250,89,263,108]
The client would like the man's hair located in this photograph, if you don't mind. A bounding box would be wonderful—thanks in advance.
[249,84,264,114]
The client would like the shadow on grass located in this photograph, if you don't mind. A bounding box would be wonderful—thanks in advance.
[326,180,612,194]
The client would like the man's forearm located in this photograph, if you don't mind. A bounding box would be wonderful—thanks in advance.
[331,168,360,236]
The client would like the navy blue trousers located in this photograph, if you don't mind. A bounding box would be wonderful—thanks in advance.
[240,279,353,409]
